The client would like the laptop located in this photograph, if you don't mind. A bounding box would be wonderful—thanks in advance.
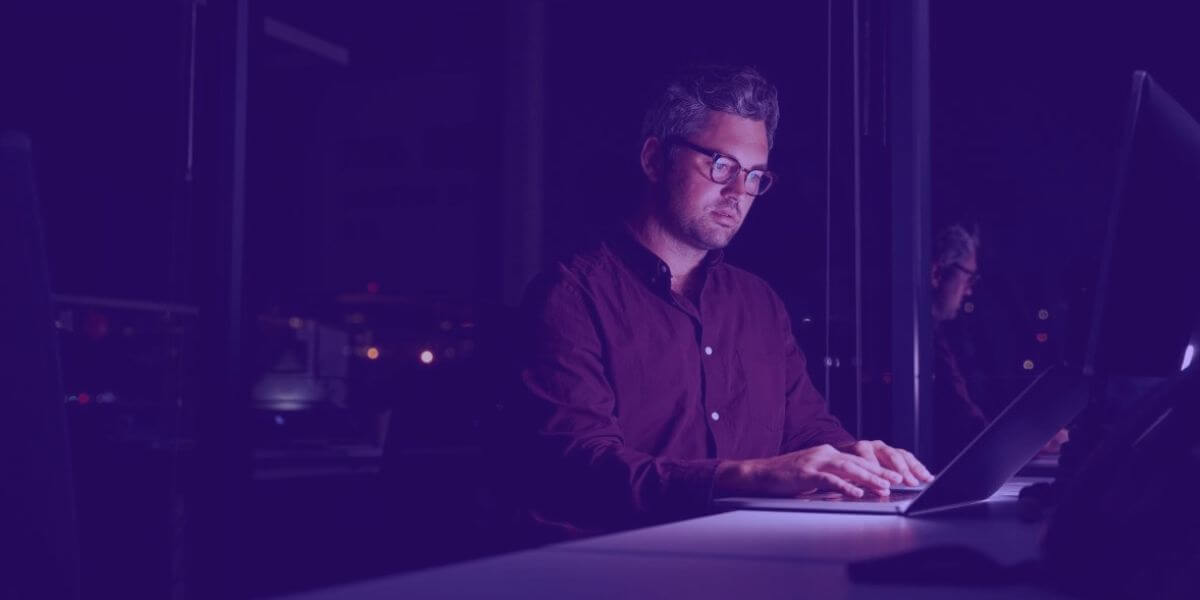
[715,365,1089,515]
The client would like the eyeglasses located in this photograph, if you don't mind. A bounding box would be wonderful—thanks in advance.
[949,263,980,286]
[668,137,776,196]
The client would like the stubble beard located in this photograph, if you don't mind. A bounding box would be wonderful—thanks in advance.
[661,179,741,251]
[679,211,739,250]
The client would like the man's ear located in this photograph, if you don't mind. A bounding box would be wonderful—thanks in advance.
[640,137,664,183]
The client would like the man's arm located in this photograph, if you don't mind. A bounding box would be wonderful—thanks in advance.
[517,271,719,531]
[754,291,933,490]
[772,294,857,452]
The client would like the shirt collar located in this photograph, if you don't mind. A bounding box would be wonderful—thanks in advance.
[606,225,724,289]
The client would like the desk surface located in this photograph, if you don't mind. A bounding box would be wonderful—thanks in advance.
[283,478,1065,599]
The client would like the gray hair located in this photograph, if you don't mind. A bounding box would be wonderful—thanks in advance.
[933,224,981,268]
[642,64,780,150]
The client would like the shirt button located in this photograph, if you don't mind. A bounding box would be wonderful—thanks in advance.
[710,411,720,421]
[704,346,713,356]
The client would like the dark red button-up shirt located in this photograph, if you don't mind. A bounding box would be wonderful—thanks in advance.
[516,231,853,538]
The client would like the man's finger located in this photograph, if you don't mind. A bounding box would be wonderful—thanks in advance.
[818,472,864,498]
[901,450,935,482]
[880,447,918,486]
[836,461,892,496]
[852,443,882,467]
[841,452,902,484]
[840,443,902,483]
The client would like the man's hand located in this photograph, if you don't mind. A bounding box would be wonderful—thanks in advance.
[715,444,906,499]
[1039,428,1069,455]
[837,439,935,487]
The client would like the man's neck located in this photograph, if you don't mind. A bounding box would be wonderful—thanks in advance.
[625,214,708,296]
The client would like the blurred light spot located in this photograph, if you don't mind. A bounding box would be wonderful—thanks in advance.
[882,372,893,384]
[366,281,381,294]
[366,346,380,360]
[440,320,454,331]
[1022,359,1035,371]
[963,302,975,314]
[1037,309,1050,320]
[269,401,307,411]
[67,395,78,403]
[274,414,285,426]
[444,347,457,359]
[288,317,303,329]
[1036,332,1048,343]
[1182,344,1196,371]
[347,313,366,324]
[419,349,435,365]
[78,393,90,405]
[83,312,110,340]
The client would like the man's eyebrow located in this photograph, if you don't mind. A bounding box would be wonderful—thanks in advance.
[739,157,769,171]
[716,149,768,171]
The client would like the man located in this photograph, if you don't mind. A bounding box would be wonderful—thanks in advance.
[516,65,932,540]
[929,224,990,469]
[929,224,1068,469]
[931,224,980,324]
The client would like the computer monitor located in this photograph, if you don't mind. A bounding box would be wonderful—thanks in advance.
[1081,71,1200,378]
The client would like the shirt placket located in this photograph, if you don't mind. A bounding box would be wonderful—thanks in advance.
[662,267,727,456]
[695,278,728,455]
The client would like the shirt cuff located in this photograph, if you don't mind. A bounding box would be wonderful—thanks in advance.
[664,458,722,515]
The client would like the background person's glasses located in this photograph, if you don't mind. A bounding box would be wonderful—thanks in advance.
[669,137,776,196]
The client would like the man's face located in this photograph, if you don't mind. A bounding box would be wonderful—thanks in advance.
[932,250,978,322]
[658,112,770,251]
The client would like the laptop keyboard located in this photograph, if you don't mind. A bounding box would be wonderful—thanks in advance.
[795,490,923,503]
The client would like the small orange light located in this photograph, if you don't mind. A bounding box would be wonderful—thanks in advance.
[1022,359,1035,370]
[366,347,380,360]
[419,349,435,365]
[1036,333,1048,343]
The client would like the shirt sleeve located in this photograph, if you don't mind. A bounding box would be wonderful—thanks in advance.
[774,294,856,453]
[516,268,720,533]
[930,329,988,470]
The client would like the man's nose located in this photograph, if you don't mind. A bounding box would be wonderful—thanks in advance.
[721,171,750,199]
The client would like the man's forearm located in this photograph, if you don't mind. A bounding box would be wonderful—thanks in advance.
[714,459,754,497]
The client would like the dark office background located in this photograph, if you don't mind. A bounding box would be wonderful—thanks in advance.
[2,1,1200,598]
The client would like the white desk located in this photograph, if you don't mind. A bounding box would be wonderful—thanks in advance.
[283,478,1066,599]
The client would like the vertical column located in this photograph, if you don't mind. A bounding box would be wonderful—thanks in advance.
[192,0,250,597]
[501,0,546,306]
[889,0,934,459]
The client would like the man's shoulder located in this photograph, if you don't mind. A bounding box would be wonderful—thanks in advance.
[523,242,620,306]
[560,241,618,279]
[713,261,782,304]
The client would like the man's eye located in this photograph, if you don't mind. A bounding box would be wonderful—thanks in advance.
[712,157,736,175]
